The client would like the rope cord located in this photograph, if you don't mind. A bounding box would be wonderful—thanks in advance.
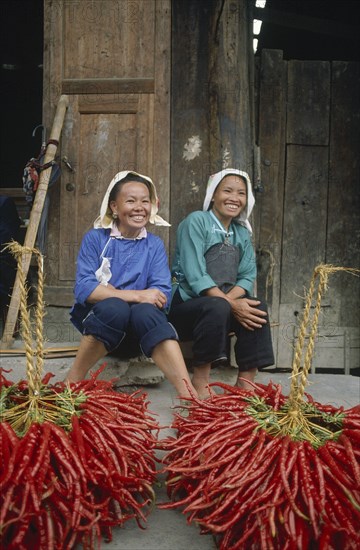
[34,252,45,390]
[2,241,89,435]
[3,242,46,396]
[289,264,360,410]
[244,264,360,447]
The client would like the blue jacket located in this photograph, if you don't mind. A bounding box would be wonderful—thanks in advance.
[74,228,172,306]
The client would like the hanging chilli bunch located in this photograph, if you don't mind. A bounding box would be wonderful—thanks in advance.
[159,265,360,550]
[0,242,158,549]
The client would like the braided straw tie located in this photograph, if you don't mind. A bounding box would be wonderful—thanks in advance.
[2,242,87,434]
[288,264,359,411]
[255,263,360,445]
[3,241,45,399]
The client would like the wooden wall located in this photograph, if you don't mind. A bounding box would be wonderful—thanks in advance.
[256,50,360,372]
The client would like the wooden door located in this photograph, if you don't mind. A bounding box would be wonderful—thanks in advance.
[256,50,359,373]
[43,0,170,303]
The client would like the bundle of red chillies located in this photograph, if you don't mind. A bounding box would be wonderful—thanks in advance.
[159,382,360,550]
[0,365,158,549]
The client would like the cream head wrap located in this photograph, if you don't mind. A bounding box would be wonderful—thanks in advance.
[94,170,170,228]
[203,168,255,234]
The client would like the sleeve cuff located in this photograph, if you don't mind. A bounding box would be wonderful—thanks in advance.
[192,274,217,296]
[76,282,99,306]
[236,280,254,294]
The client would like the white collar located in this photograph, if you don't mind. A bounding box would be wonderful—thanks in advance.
[110,223,147,240]
[209,211,234,236]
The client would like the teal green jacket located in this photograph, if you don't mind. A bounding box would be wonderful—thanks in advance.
[171,211,256,301]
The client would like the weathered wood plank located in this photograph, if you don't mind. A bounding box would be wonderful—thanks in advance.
[255,50,287,313]
[170,0,254,253]
[44,286,74,307]
[58,95,80,281]
[78,95,139,114]
[281,145,328,303]
[43,0,64,286]
[170,0,212,248]
[256,49,287,367]
[59,106,139,281]
[276,303,297,370]
[62,0,155,79]
[62,79,155,95]
[327,61,360,328]
[208,0,253,172]
[287,60,330,145]
[151,0,171,250]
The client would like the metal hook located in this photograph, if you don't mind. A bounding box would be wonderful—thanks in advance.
[32,124,46,146]
[62,156,75,172]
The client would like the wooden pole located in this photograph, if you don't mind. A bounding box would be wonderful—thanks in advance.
[1,95,69,347]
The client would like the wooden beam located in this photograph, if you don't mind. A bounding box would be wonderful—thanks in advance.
[43,286,74,307]
[0,346,79,356]
[253,6,358,39]
[0,95,69,347]
[62,78,155,95]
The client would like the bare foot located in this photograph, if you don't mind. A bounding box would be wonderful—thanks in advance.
[235,380,256,392]
[192,383,216,400]
[235,368,258,392]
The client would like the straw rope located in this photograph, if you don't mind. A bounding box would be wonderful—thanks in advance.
[3,241,47,392]
[1,242,86,434]
[246,263,359,447]
[33,252,45,391]
[289,264,360,409]
[3,242,38,396]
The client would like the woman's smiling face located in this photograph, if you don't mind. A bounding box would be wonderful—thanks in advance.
[211,175,247,228]
[110,181,151,238]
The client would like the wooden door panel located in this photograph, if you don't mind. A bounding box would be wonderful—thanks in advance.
[43,0,170,291]
[287,61,330,146]
[63,0,155,79]
[59,96,152,281]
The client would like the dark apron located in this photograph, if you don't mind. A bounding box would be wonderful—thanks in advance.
[204,242,240,294]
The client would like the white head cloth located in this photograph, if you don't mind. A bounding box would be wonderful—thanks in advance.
[94,170,170,228]
[203,168,255,234]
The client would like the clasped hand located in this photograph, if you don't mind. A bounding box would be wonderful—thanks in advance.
[103,283,167,309]
[138,288,167,308]
[229,296,267,331]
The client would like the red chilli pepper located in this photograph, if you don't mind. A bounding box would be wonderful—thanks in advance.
[338,433,360,487]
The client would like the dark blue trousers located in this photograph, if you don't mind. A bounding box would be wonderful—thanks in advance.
[168,291,274,371]
[71,297,178,357]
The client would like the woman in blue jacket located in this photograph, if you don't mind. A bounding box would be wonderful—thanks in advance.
[169,169,274,398]
[67,171,198,400]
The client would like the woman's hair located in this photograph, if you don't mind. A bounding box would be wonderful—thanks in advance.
[218,173,247,188]
[108,173,151,204]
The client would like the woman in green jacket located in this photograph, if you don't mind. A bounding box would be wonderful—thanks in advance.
[168,169,274,398]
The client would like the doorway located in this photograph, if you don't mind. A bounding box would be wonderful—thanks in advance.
[1,0,43,201]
